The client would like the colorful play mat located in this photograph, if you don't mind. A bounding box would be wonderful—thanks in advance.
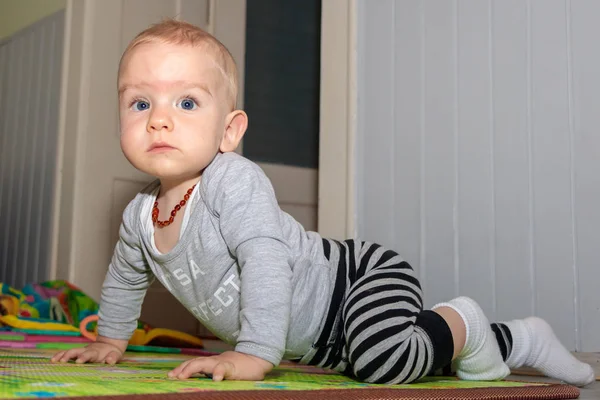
[0,348,580,400]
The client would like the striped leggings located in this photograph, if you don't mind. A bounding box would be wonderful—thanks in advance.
[303,239,514,384]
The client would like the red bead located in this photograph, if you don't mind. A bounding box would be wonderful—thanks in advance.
[169,216,174,223]
[180,200,186,207]
[184,194,190,201]
[175,204,181,211]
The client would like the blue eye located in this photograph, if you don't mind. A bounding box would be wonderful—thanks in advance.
[179,98,197,110]
[132,100,150,111]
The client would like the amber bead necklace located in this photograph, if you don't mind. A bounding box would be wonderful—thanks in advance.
[152,184,196,228]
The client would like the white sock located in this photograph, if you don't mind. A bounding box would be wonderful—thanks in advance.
[503,317,595,387]
[433,296,509,381]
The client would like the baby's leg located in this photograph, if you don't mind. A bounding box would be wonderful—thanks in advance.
[339,241,507,384]
[342,252,455,384]
[491,318,594,386]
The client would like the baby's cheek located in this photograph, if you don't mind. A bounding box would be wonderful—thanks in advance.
[120,132,142,163]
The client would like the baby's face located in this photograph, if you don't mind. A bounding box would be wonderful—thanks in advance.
[118,42,230,181]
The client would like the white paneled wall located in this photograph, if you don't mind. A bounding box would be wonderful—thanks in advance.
[356,0,600,351]
[0,12,64,287]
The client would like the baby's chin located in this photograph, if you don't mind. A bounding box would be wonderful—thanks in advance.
[143,164,204,183]
[124,152,208,181]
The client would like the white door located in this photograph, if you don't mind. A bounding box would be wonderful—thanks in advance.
[54,0,317,337]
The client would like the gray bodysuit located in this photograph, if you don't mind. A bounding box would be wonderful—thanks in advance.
[97,152,333,366]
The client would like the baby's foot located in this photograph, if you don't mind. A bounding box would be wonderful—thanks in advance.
[505,317,594,387]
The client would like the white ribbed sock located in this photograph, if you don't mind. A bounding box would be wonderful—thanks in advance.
[433,297,509,381]
[503,317,594,387]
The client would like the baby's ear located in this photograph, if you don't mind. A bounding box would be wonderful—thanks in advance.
[220,110,248,152]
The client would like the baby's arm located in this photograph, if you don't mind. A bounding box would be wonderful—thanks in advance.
[52,195,153,364]
[219,159,292,366]
[191,155,294,380]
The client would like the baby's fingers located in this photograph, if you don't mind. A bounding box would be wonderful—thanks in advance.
[212,362,235,382]
[168,359,195,378]
[75,349,99,364]
[103,351,121,365]
[50,351,67,363]
[175,359,215,380]
[52,348,86,363]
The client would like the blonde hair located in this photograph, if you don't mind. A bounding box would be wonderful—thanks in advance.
[119,19,238,110]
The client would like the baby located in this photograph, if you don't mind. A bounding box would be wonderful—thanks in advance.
[51,19,594,387]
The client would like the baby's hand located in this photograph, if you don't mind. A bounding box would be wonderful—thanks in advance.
[168,351,273,381]
[50,342,124,365]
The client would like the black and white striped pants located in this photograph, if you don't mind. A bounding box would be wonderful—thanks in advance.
[302,239,514,384]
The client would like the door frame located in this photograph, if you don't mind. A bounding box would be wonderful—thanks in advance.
[318,0,357,240]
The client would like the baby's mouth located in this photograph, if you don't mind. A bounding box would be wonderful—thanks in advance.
[148,141,176,153]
